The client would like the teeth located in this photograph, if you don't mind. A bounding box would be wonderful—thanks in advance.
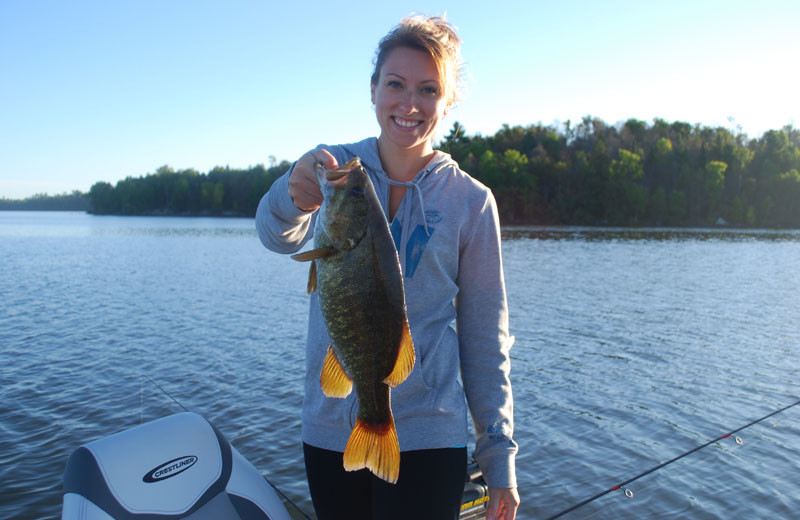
[394,117,420,128]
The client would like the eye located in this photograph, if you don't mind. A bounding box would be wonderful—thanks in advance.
[387,80,403,89]
[421,85,439,96]
[351,187,364,196]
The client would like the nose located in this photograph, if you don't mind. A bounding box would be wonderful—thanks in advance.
[398,90,416,114]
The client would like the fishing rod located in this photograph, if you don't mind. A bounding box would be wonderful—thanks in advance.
[141,374,314,520]
[545,397,800,520]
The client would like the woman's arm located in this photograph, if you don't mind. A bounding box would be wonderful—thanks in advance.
[456,190,518,492]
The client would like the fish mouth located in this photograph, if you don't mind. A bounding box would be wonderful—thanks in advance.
[318,157,362,182]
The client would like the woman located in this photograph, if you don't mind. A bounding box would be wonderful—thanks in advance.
[256,15,518,520]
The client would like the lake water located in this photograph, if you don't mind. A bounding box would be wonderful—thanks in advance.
[2,211,799,519]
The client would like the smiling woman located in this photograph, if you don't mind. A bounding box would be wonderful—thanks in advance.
[255,14,519,520]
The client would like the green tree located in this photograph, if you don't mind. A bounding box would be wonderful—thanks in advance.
[608,149,646,224]
[648,187,668,225]
[766,169,800,226]
[668,190,687,225]
[88,182,118,214]
[704,160,727,221]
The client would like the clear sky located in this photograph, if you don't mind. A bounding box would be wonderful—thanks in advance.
[1,0,798,199]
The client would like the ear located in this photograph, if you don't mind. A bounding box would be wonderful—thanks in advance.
[370,82,376,105]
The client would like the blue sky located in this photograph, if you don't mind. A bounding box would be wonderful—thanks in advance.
[1,0,798,199]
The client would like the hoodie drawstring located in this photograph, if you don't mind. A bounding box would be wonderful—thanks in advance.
[372,170,431,277]
[380,174,430,237]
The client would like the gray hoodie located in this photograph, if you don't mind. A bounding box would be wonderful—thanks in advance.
[256,137,517,488]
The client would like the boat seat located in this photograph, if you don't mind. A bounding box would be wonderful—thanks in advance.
[61,412,290,520]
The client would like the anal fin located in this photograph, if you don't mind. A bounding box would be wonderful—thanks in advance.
[320,346,352,398]
[383,321,415,387]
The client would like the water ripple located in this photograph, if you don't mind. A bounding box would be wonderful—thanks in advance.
[2,214,799,518]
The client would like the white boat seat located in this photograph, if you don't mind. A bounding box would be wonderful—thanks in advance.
[61,412,290,520]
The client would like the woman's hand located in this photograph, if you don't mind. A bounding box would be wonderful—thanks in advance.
[288,148,338,211]
[487,487,520,520]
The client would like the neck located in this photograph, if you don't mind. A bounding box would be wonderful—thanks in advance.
[377,136,435,182]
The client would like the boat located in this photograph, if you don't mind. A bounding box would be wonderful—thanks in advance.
[61,412,489,519]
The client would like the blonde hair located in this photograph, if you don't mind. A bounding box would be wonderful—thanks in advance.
[371,15,464,107]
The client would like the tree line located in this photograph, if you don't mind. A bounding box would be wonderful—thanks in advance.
[0,191,89,211]
[439,117,800,227]
[86,161,291,217]
[7,117,799,227]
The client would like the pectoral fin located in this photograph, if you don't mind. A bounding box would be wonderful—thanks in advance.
[320,345,352,398]
[290,246,336,262]
[291,247,335,294]
[383,321,415,387]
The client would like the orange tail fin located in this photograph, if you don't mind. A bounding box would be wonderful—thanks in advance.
[343,417,400,484]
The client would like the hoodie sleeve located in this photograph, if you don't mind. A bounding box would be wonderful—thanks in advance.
[456,188,518,489]
[255,164,316,254]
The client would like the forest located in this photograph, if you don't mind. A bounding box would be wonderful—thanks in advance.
[0,191,89,211]
[85,161,292,218]
[440,117,800,227]
[12,116,800,228]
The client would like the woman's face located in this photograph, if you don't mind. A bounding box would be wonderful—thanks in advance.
[371,46,449,157]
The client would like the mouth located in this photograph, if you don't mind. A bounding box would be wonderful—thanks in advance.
[392,116,423,129]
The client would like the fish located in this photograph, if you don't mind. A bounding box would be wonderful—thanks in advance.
[290,156,415,484]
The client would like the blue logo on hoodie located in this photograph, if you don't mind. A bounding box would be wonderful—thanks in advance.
[391,220,436,278]
[425,210,442,225]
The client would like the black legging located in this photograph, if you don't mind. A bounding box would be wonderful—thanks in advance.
[303,443,468,520]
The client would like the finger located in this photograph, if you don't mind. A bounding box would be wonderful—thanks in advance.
[288,179,321,211]
[289,151,326,208]
[488,495,515,520]
[313,148,338,170]
[499,498,517,520]
[294,185,323,209]
[294,186,319,203]
[486,500,499,520]
[495,501,506,520]
[301,187,323,206]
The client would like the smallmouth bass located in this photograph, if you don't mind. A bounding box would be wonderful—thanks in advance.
[291,156,415,484]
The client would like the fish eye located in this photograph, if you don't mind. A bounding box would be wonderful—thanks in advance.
[351,187,364,196]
